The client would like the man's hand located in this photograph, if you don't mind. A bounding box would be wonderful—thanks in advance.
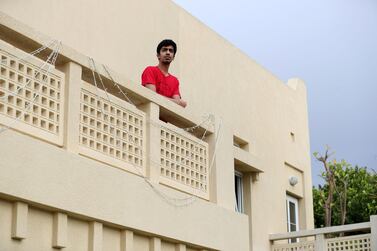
[172,95,187,108]
[178,99,187,108]
[144,84,157,92]
[143,84,187,108]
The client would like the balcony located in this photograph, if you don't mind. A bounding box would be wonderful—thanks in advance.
[269,215,377,251]
[0,23,213,201]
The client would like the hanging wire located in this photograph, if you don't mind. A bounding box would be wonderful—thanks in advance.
[102,63,213,134]
[86,59,222,207]
[0,40,59,101]
[102,64,135,105]
[0,39,57,65]
[0,41,62,134]
[0,41,222,207]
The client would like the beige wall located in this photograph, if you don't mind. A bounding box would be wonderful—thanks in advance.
[0,130,249,250]
[0,0,314,250]
[0,199,205,251]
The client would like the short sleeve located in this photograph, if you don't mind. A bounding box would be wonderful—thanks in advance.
[172,79,181,97]
[141,67,156,86]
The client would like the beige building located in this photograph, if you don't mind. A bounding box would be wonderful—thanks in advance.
[0,1,314,251]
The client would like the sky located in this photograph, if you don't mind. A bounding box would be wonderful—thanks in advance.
[173,0,377,185]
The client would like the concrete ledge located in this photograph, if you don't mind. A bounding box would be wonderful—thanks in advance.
[233,146,263,173]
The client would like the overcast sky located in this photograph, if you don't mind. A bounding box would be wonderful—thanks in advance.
[173,0,377,185]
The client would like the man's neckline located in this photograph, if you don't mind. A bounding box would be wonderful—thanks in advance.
[156,66,170,77]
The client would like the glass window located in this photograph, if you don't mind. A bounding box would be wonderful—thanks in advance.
[235,171,244,213]
[286,195,299,243]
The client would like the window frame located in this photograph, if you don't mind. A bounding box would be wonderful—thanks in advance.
[286,194,299,243]
[235,171,244,213]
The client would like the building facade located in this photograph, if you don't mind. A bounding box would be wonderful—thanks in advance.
[0,1,314,250]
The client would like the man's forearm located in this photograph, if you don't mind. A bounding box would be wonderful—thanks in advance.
[168,97,187,108]
[144,84,156,92]
[144,84,186,107]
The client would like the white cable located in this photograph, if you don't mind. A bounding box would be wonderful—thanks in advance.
[0,42,61,134]
[0,40,59,101]
[148,117,221,206]
[0,39,57,65]
[102,64,135,105]
[0,41,62,134]
[102,62,213,133]
[87,60,222,207]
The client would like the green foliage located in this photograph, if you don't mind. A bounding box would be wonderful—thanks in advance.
[343,166,377,224]
[312,185,325,227]
[313,159,377,227]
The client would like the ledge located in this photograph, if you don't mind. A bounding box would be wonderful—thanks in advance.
[269,222,372,241]
[233,146,263,173]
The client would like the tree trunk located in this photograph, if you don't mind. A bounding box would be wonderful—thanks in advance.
[340,183,347,225]
[314,148,335,228]
[325,181,334,227]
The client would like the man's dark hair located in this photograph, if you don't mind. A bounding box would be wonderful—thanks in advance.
[157,39,177,55]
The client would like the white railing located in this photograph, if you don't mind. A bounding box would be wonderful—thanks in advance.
[326,234,371,251]
[272,240,315,251]
[270,216,377,251]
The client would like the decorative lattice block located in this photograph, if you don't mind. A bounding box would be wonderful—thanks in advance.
[0,43,64,145]
[327,234,371,251]
[272,241,315,251]
[160,123,209,199]
[79,84,146,174]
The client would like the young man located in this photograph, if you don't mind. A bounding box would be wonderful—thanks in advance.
[141,39,187,108]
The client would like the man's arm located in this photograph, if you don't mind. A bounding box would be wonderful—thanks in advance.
[171,94,187,108]
[144,84,156,92]
[144,84,187,107]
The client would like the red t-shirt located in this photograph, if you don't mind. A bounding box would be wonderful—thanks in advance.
[141,66,180,98]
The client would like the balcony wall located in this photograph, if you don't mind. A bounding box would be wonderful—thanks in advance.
[0,21,248,251]
[0,22,212,200]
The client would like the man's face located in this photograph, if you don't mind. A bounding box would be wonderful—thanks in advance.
[157,45,175,64]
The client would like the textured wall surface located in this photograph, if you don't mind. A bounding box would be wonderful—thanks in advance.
[0,0,314,250]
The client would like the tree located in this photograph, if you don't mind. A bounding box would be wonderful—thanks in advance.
[313,152,377,228]
[332,160,350,225]
[340,166,377,224]
[312,185,326,228]
[313,147,335,227]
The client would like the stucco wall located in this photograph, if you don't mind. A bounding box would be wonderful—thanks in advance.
[0,0,314,250]
[0,198,204,251]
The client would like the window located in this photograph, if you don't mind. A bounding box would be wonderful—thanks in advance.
[286,195,299,243]
[233,135,249,152]
[235,171,244,213]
